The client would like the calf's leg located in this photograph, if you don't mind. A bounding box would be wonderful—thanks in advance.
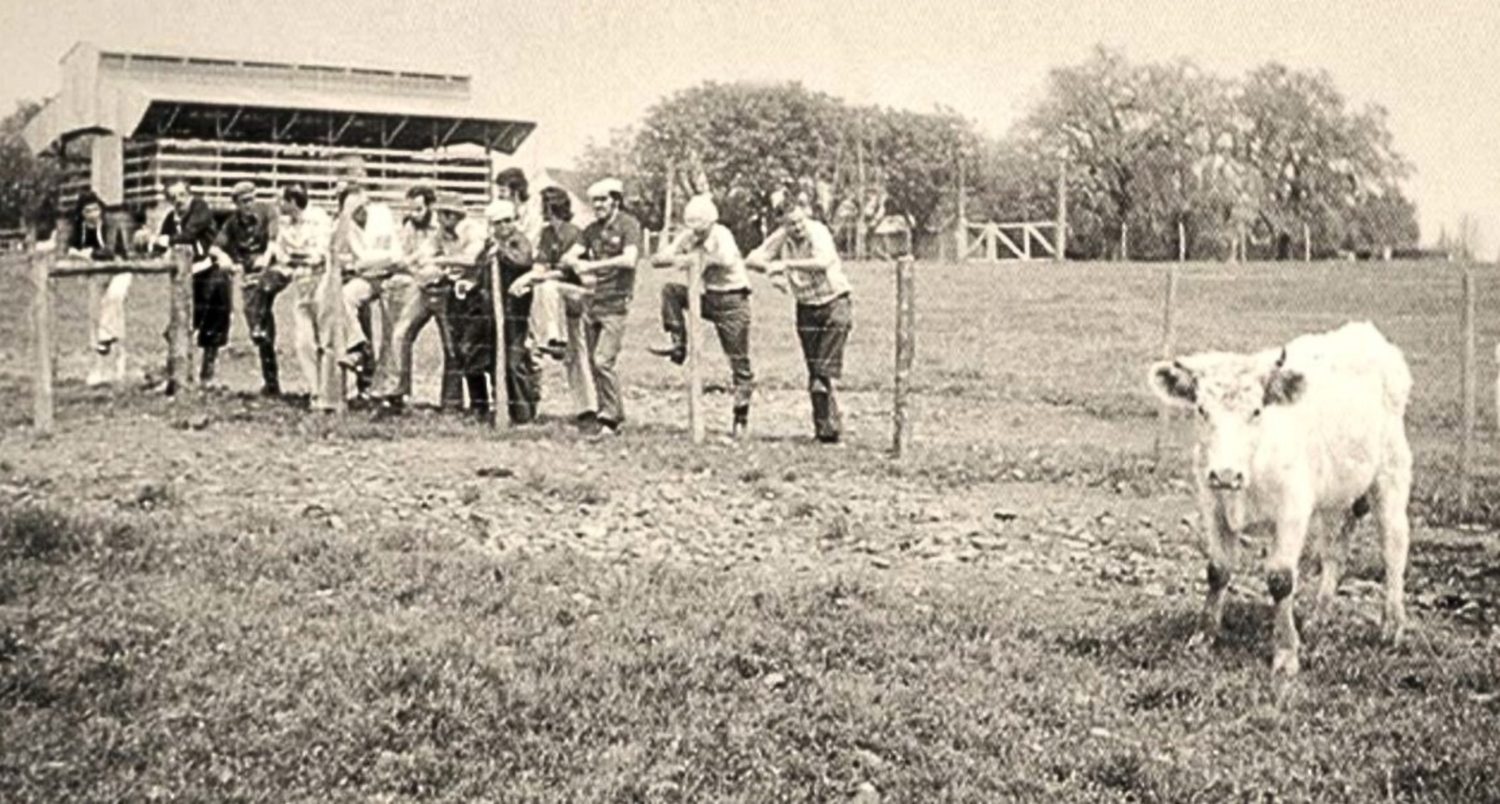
[1374,439,1413,644]
[1268,507,1311,675]
[1191,497,1238,648]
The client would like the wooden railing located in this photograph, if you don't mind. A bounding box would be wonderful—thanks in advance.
[27,243,196,434]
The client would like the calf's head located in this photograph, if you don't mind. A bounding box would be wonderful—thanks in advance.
[1148,349,1306,492]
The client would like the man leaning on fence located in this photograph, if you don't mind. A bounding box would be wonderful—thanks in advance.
[508,186,599,429]
[208,181,280,396]
[746,201,853,444]
[650,193,756,437]
[151,178,230,391]
[266,184,338,410]
[372,185,464,414]
[561,178,641,437]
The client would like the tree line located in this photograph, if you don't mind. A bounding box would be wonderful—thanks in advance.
[578,46,1419,260]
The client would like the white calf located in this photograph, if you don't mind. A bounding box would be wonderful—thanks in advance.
[1149,321,1413,675]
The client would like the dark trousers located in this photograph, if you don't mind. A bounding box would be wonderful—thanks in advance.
[451,290,540,423]
[795,295,852,439]
[244,268,292,390]
[192,266,233,348]
[660,284,754,408]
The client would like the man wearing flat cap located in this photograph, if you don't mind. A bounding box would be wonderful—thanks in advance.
[561,177,642,436]
[210,181,280,394]
[651,193,756,437]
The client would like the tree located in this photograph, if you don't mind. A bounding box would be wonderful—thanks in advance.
[0,100,60,233]
[1236,64,1413,258]
[859,105,981,237]
[635,81,847,223]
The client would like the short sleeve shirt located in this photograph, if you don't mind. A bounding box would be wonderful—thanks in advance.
[666,224,749,293]
[536,222,584,285]
[580,210,642,316]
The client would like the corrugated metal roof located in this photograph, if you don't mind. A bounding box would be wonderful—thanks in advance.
[23,42,534,153]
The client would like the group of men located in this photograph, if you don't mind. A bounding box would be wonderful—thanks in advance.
[64,170,856,443]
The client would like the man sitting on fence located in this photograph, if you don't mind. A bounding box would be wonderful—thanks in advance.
[152,178,229,390]
[332,185,398,396]
[746,201,853,444]
[649,193,755,437]
[65,191,133,386]
[208,181,280,396]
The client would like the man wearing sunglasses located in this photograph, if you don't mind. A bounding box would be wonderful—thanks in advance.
[560,177,641,436]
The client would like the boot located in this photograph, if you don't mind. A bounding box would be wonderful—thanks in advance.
[811,389,840,443]
[732,404,750,438]
[258,343,281,396]
[199,346,219,384]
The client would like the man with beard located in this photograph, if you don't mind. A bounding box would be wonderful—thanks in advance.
[451,198,536,423]
[374,189,476,413]
[560,177,641,437]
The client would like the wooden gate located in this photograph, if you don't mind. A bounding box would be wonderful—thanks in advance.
[957,221,1061,262]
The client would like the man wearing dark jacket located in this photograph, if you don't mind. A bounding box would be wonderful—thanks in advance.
[209,181,280,395]
[154,178,231,387]
[452,199,537,424]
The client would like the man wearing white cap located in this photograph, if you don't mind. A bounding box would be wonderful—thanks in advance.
[746,200,854,444]
[449,198,536,423]
[650,193,755,436]
[561,177,642,435]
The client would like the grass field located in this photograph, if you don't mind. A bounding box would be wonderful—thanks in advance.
[2,256,1498,801]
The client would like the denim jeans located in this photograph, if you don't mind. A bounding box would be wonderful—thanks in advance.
[795,295,852,439]
[374,276,463,407]
[660,284,754,408]
[585,312,628,425]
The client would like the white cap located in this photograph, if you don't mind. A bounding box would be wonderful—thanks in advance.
[485,199,517,221]
[588,178,624,198]
[683,194,718,228]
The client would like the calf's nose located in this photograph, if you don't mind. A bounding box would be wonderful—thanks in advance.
[1207,468,1245,490]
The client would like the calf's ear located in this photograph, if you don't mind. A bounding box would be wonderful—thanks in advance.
[1148,360,1197,406]
[1264,369,1306,406]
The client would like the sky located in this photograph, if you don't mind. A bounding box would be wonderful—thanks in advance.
[2,0,1497,252]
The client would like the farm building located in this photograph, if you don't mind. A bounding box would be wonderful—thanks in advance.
[21,42,535,223]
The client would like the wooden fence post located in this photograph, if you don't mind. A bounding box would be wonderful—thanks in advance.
[1460,264,1476,519]
[168,246,196,395]
[893,255,915,457]
[687,251,705,444]
[490,253,509,430]
[30,229,54,435]
[1055,162,1068,262]
[1155,263,1179,461]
